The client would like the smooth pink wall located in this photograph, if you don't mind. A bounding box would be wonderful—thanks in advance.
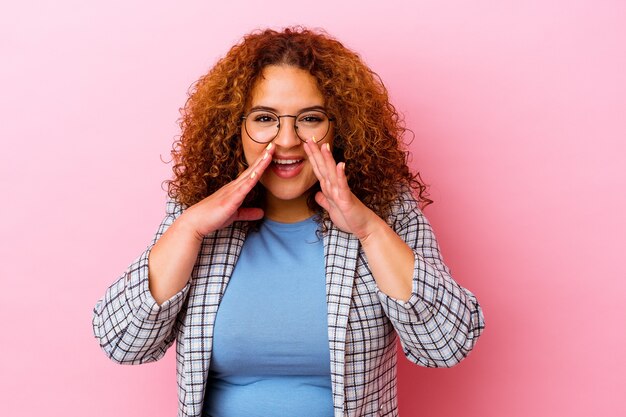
[2,1,624,416]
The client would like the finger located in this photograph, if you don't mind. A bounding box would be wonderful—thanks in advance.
[233,142,275,186]
[221,144,273,211]
[245,142,274,178]
[306,138,332,188]
[336,162,350,192]
[320,142,339,185]
[314,191,330,212]
[311,141,339,199]
[304,139,324,181]
[222,163,269,215]
[232,207,265,221]
[251,142,275,175]
[230,155,271,201]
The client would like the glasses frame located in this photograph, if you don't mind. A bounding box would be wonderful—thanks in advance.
[241,109,335,144]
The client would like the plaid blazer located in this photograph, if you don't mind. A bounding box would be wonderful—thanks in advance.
[93,190,484,417]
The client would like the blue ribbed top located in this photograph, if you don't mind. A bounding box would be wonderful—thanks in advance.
[202,216,333,417]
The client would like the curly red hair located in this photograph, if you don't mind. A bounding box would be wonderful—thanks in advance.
[166,27,431,222]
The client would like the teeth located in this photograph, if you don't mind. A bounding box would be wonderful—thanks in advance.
[273,159,302,164]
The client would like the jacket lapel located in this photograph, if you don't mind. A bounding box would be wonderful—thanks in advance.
[324,224,360,415]
[183,223,247,416]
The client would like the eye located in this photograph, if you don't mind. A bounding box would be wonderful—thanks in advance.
[253,113,278,123]
[298,112,326,124]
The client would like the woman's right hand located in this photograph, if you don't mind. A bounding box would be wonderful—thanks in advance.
[180,142,275,240]
[148,142,274,304]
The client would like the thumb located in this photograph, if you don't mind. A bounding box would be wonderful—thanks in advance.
[233,207,265,221]
[315,191,330,211]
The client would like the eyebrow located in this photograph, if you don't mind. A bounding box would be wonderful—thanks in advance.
[248,105,328,113]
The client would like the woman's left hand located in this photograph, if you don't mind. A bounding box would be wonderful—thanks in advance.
[305,138,415,301]
[304,139,378,241]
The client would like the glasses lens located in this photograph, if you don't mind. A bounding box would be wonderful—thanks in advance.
[244,110,331,143]
[245,110,279,143]
[296,111,330,142]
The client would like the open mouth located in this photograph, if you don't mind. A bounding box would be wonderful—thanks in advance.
[272,159,304,170]
[270,158,305,178]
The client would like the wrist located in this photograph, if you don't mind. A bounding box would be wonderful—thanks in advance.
[357,214,388,246]
[175,210,206,243]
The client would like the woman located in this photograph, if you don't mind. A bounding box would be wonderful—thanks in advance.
[93,27,485,417]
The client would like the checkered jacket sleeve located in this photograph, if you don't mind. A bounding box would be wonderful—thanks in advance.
[92,200,189,364]
[378,190,485,367]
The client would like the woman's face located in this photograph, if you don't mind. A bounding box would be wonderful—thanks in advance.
[242,65,334,211]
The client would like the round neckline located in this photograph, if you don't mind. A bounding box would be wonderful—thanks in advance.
[262,215,318,231]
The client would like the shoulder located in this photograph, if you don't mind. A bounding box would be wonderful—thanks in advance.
[387,184,420,223]
[384,184,437,242]
[164,198,187,217]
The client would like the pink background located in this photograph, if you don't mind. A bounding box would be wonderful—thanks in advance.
[1,1,625,416]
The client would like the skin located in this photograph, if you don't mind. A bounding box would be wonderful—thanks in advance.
[242,65,334,223]
[148,65,414,304]
[303,139,414,302]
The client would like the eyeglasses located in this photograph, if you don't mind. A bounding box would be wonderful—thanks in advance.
[241,109,335,144]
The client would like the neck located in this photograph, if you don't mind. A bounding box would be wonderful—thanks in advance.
[264,192,314,223]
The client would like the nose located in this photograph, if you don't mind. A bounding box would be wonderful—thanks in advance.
[273,116,301,148]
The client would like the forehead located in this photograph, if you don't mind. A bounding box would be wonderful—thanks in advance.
[249,65,325,110]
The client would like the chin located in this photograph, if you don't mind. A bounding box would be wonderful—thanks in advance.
[266,188,310,202]
[261,180,317,203]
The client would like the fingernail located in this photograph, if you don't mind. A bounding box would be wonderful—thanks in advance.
[266,142,273,150]
[311,135,316,143]
[326,143,331,151]
[250,170,257,179]
[263,151,269,160]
